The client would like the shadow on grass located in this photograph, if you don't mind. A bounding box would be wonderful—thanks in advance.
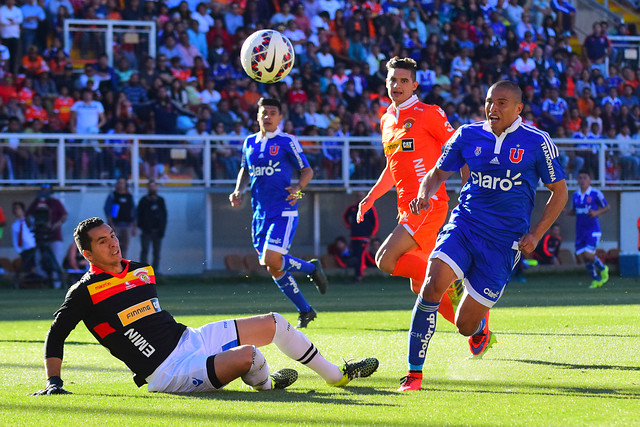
[0,339,99,346]
[499,358,640,372]
[422,378,640,400]
[1,362,130,373]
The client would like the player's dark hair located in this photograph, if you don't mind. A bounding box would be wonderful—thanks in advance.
[386,57,417,81]
[12,201,25,211]
[490,80,523,103]
[578,169,591,177]
[258,97,282,113]
[74,217,105,253]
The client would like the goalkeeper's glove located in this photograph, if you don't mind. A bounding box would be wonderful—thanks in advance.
[31,376,72,396]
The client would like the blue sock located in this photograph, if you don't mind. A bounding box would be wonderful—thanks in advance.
[594,257,605,271]
[471,317,486,336]
[586,262,599,280]
[275,273,311,312]
[407,297,439,371]
[281,254,315,274]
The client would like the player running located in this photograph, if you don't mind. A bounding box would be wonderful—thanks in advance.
[229,97,328,329]
[567,171,610,288]
[32,218,378,395]
[356,56,486,354]
[400,81,568,391]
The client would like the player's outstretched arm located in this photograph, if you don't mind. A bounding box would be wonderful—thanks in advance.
[519,179,568,254]
[229,167,250,208]
[410,167,454,215]
[357,163,394,223]
[32,357,72,396]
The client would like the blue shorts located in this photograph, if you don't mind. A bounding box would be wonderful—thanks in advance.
[575,231,601,255]
[430,222,520,308]
[252,209,298,264]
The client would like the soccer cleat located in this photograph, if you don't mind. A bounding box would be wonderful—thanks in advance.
[398,372,423,392]
[329,357,379,387]
[295,308,317,328]
[469,312,496,358]
[308,259,328,294]
[522,259,538,267]
[448,279,465,313]
[270,368,298,389]
[589,279,604,289]
[469,331,497,359]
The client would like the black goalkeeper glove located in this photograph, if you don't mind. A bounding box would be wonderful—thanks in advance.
[31,376,72,396]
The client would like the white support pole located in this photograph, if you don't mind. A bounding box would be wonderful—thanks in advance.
[599,141,606,188]
[132,138,140,198]
[204,138,211,186]
[205,192,213,270]
[57,137,65,186]
[313,192,320,257]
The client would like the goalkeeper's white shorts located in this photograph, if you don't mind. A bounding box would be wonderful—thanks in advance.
[146,319,239,393]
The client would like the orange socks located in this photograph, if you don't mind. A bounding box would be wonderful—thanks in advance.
[393,251,456,325]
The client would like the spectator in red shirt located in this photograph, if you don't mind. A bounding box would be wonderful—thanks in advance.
[25,93,49,124]
[0,75,18,104]
[18,77,35,107]
[52,85,73,131]
[288,78,308,105]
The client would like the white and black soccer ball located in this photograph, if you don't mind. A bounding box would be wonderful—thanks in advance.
[240,30,295,84]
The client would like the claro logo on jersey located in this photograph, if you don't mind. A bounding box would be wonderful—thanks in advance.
[471,170,522,191]
[249,160,281,176]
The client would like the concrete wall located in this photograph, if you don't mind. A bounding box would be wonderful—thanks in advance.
[0,186,623,274]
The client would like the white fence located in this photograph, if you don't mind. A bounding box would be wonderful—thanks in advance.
[2,133,640,189]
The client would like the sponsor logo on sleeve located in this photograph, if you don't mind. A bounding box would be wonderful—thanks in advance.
[475,146,482,156]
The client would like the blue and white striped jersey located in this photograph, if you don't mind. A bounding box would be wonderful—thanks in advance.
[437,117,566,244]
[241,128,310,215]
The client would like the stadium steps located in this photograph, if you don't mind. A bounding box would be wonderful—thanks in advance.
[594,0,640,24]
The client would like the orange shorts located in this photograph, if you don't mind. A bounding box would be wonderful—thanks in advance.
[398,199,449,255]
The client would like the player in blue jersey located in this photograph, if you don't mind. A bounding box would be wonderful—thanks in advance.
[398,81,568,391]
[229,98,328,329]
[568,171,610,288]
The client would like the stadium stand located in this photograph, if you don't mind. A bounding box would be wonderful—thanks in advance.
[0,0,639,184]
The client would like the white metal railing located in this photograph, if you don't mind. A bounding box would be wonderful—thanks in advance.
[63,19,156,68]
[2,134,640,189]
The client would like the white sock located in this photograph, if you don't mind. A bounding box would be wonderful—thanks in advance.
[271,312,343,384]
[241,346,272,390]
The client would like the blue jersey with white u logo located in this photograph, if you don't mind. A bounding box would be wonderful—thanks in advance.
[572,186,607,236]
[437,117,566,244]
[241,128,310,216]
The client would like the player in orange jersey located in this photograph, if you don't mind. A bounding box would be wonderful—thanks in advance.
[357,57,491,349]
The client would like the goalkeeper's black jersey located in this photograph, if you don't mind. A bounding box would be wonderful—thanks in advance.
[45,260,187,386]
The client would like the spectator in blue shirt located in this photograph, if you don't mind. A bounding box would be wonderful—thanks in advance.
[21,0,45,52]
[542,87,569,134]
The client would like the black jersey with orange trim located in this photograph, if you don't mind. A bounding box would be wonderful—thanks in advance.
[44,259,186,386]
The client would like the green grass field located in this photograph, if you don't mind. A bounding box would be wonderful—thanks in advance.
[1,273,639,426]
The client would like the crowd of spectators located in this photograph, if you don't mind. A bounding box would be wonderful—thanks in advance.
[1,0,640,182]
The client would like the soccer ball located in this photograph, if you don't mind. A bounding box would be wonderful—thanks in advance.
[240,30,295,84]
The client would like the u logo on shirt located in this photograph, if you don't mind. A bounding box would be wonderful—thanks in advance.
[509,148,524,164]
[270,146,279,156]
